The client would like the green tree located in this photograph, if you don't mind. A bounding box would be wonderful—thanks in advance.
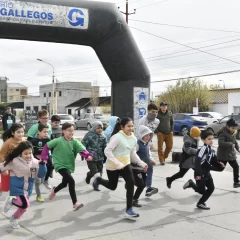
[156,78,212,113]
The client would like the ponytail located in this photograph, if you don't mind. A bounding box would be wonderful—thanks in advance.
[111,117,132,137]
[2,123,24,142]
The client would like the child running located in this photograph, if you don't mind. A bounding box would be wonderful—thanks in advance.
[0,123,25,196]
[41,122,93,211]
[30,123,51,202]
[51,115,62,139]
[82,121,107,186]
[131,125,156,207]
[183,130,225,210]
[166,127,201,189]
[92,117,148,219]
[217,118,240,188]
[0,141,39,229]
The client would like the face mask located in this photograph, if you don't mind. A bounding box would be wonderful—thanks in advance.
[147,113,156,121]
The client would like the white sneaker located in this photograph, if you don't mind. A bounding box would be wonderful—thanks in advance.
[44,181,52,190]
[10,216,20,229]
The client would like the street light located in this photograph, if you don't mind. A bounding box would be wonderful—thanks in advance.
[37,58,57,114]
[218,80,226,89]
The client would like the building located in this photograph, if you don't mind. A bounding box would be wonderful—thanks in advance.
[210,88,240,115]
[66,96,111,118]
[7,83,28,102]
[0,77,8,102]
[24,82,94,114]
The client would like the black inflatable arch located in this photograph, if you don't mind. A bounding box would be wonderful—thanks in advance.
[0,0,150,119]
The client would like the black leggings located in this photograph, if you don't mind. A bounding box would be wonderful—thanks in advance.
[169,168,189,182]
[98,164,134,209]
[133,171,147,201]
[196,177,215,204]
[54,168,77,205]
[221,160,239,183]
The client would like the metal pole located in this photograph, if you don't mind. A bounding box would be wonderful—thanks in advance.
[126,0,129,24]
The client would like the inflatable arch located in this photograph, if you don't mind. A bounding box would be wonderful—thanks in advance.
[0,0,150,120]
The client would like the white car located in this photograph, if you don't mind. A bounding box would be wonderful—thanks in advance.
[54,114,75,126]
[198,112,223,125]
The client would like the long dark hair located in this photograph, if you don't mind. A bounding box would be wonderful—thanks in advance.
[4,141,33,167]
[2,123,24,142]
[111,117,132,137]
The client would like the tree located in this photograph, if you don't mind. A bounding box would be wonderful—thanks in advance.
[90,84,99,115]
[156,78,212,113]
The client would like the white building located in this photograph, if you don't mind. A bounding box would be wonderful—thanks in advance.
[24,82,93,114]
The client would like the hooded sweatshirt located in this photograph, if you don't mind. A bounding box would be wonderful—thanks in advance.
[104,116,120,142]
[131,125,154,171]
[81,121,107,162]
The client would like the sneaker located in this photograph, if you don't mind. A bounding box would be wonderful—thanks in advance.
[233,182,240,188]
[73,202,84,211]
[92,177,100,191]
[133,200,142,208]
[145,187,158,197]
[36,195,44,202]
[44,181,52,190]
[166,177,172,189]
[125,208,140,219]
[197,203,210,210]
[183,179,194,190]
[49,187,56,200]
[3,196,13,213]
[10,216,20,229]
[160,161,165,166]
[85,175,91,184]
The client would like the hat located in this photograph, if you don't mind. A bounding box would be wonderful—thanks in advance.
[226,118,238,127]
[91,121,103,131]
[190,127,201,137]
[160,102,167,106]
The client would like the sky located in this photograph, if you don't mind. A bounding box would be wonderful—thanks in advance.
[1,0,240,98]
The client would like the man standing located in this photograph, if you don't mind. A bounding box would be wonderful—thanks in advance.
[2,107,16,131]
[156,102,174,165]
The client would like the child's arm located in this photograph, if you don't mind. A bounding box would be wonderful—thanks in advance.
[195,147,206,179]
[0,162,12,173]
[218,133,233,148]
[0,141,10,163]
[81,134,89,148]
[41,144,50,160]
[183,140,197,155]
[104,135,125,169]
[74,139,93,161]
[130,147,148,171]
[149,149,156,166]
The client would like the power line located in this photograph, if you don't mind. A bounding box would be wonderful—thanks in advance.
[151,69,240,83]
[137,0,169,10]
[129,19,240,34]
[129,26,240,65]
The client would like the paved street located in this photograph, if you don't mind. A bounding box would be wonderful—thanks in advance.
[0,131,240,239]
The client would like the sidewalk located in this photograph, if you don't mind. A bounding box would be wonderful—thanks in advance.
[1,155,240,240]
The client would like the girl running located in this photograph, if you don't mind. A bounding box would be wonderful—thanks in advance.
[0,141,39,229]
[92,117,148,219]
[0,123,25,195]
[41,122,93,211]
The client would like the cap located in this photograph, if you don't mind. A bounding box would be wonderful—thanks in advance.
[160,102,168,106]
[190,127,201,138]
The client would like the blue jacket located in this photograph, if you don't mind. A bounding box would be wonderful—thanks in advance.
[0,157,39,196]
[104,116,120,142]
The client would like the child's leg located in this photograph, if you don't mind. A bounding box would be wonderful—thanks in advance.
[228,160,240,184]
[55,168,77,205]
[133,172,146,201]
[35,178,42,198]
[12,196,29,219]
[87,161,99,179]
[168,168,189,182]
[97,162,104,177]
[197,177,215,205]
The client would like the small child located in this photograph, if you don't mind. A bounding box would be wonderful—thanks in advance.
[0,141,38,229]
[41,122,93,211]
[217,118,240,188]
[183,130,225,210]
[81,121,107,186]
[30,123,51,202]
[51,115,62,139]
[166,127,201,189]
[131,125,156,207]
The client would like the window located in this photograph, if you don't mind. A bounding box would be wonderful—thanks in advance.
[220,116,230,124]
[49,92,51,97]
[174,114,186,120]
[233,106,240,114]
[26,106,31,110]
[16,89,19,91]
[59,91,62,97]
[44,93,46,97]
[68,109,72,115]
[33,106,39,113]
[20,89,27,95]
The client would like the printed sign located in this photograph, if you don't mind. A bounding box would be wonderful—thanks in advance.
[0,0,89,29]
[133,87,149,129]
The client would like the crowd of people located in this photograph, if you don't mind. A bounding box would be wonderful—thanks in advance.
[0,102,239,229]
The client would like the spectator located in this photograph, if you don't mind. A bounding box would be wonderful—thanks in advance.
[2,107,16,131]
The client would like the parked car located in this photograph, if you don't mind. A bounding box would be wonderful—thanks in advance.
[198,112,223,125]
[55,114,75,126]
[173,113,208,135]
[206,114,240,139]
[75,113,108,130]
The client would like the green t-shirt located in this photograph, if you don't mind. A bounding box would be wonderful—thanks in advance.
[27,122,52,138]
[47,137,86,173]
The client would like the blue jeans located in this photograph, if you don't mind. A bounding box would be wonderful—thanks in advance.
[146,164,153,189]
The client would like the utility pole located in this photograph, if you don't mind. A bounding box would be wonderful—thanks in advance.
[118,0,136,24]
[55,78,58,114]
